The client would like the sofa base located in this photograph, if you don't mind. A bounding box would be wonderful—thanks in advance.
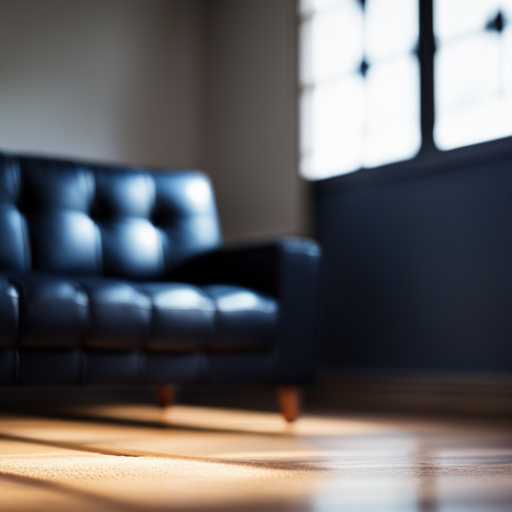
[277,386,302,422]
[157,384,175,408]
[1,348,313,387]
[157,383,301,422]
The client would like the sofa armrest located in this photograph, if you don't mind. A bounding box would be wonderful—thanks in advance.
[172,237,322,384]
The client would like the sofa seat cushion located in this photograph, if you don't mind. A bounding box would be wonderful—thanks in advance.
[201,285,279,352]
[137,282,214,351]
[1,273,278,352]
[140,283,278,352]
[78,277,152,350]
[5,273,89,348]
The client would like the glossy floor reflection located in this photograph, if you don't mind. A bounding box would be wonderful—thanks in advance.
[0,405,511,511]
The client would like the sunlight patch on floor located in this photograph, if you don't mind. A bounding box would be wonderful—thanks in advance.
[1,405,512,511]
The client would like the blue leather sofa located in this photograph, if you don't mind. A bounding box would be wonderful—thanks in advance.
[0,154,321,420]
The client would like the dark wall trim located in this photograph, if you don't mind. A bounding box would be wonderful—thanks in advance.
[315,136,512,196]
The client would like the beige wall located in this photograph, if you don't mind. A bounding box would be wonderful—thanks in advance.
[0,0,309,242]
[0,0,203,168]
[201,0,310,242]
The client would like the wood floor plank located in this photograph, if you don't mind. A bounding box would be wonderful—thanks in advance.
[0,406,511,511]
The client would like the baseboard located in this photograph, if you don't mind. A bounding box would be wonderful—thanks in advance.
[1,371,511,419]
[306,370,512,419]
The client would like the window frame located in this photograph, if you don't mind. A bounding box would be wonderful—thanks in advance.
[303,0,512,190]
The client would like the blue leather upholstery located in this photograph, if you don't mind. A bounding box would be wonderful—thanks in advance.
[0,153,321,387]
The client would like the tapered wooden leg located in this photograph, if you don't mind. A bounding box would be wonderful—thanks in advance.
[277,386,301,422]
[157,385,175,408]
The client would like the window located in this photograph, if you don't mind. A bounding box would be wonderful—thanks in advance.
[300,0,512,181]
[434,0,512,150]
[299,0,421,180]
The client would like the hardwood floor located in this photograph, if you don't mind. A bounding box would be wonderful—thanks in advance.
[1,404,511,511]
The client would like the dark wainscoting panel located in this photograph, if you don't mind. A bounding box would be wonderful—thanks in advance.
[315,144,512,374]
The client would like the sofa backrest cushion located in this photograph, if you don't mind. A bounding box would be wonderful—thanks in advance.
[0,154,222,280]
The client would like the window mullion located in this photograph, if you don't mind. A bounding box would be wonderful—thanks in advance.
[419,0,436,155]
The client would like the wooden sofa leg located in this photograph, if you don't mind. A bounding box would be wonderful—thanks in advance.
[157,385,175,408]
[278,386,301,422]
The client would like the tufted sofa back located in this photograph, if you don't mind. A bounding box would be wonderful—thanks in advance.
[0,154,222,280]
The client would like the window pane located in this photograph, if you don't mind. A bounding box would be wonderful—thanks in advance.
[365,56,421,167]
[505,24,512,90]
[299,0,420,179]
[434,0,512,150]
[299,18,314,84]
[434,0,500,41]
[435,95,512,149]
[365,0,419,61]
[300,77,364,180]
[299,0,351,15]
[305,1,363,83]
[435,32,501,111]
